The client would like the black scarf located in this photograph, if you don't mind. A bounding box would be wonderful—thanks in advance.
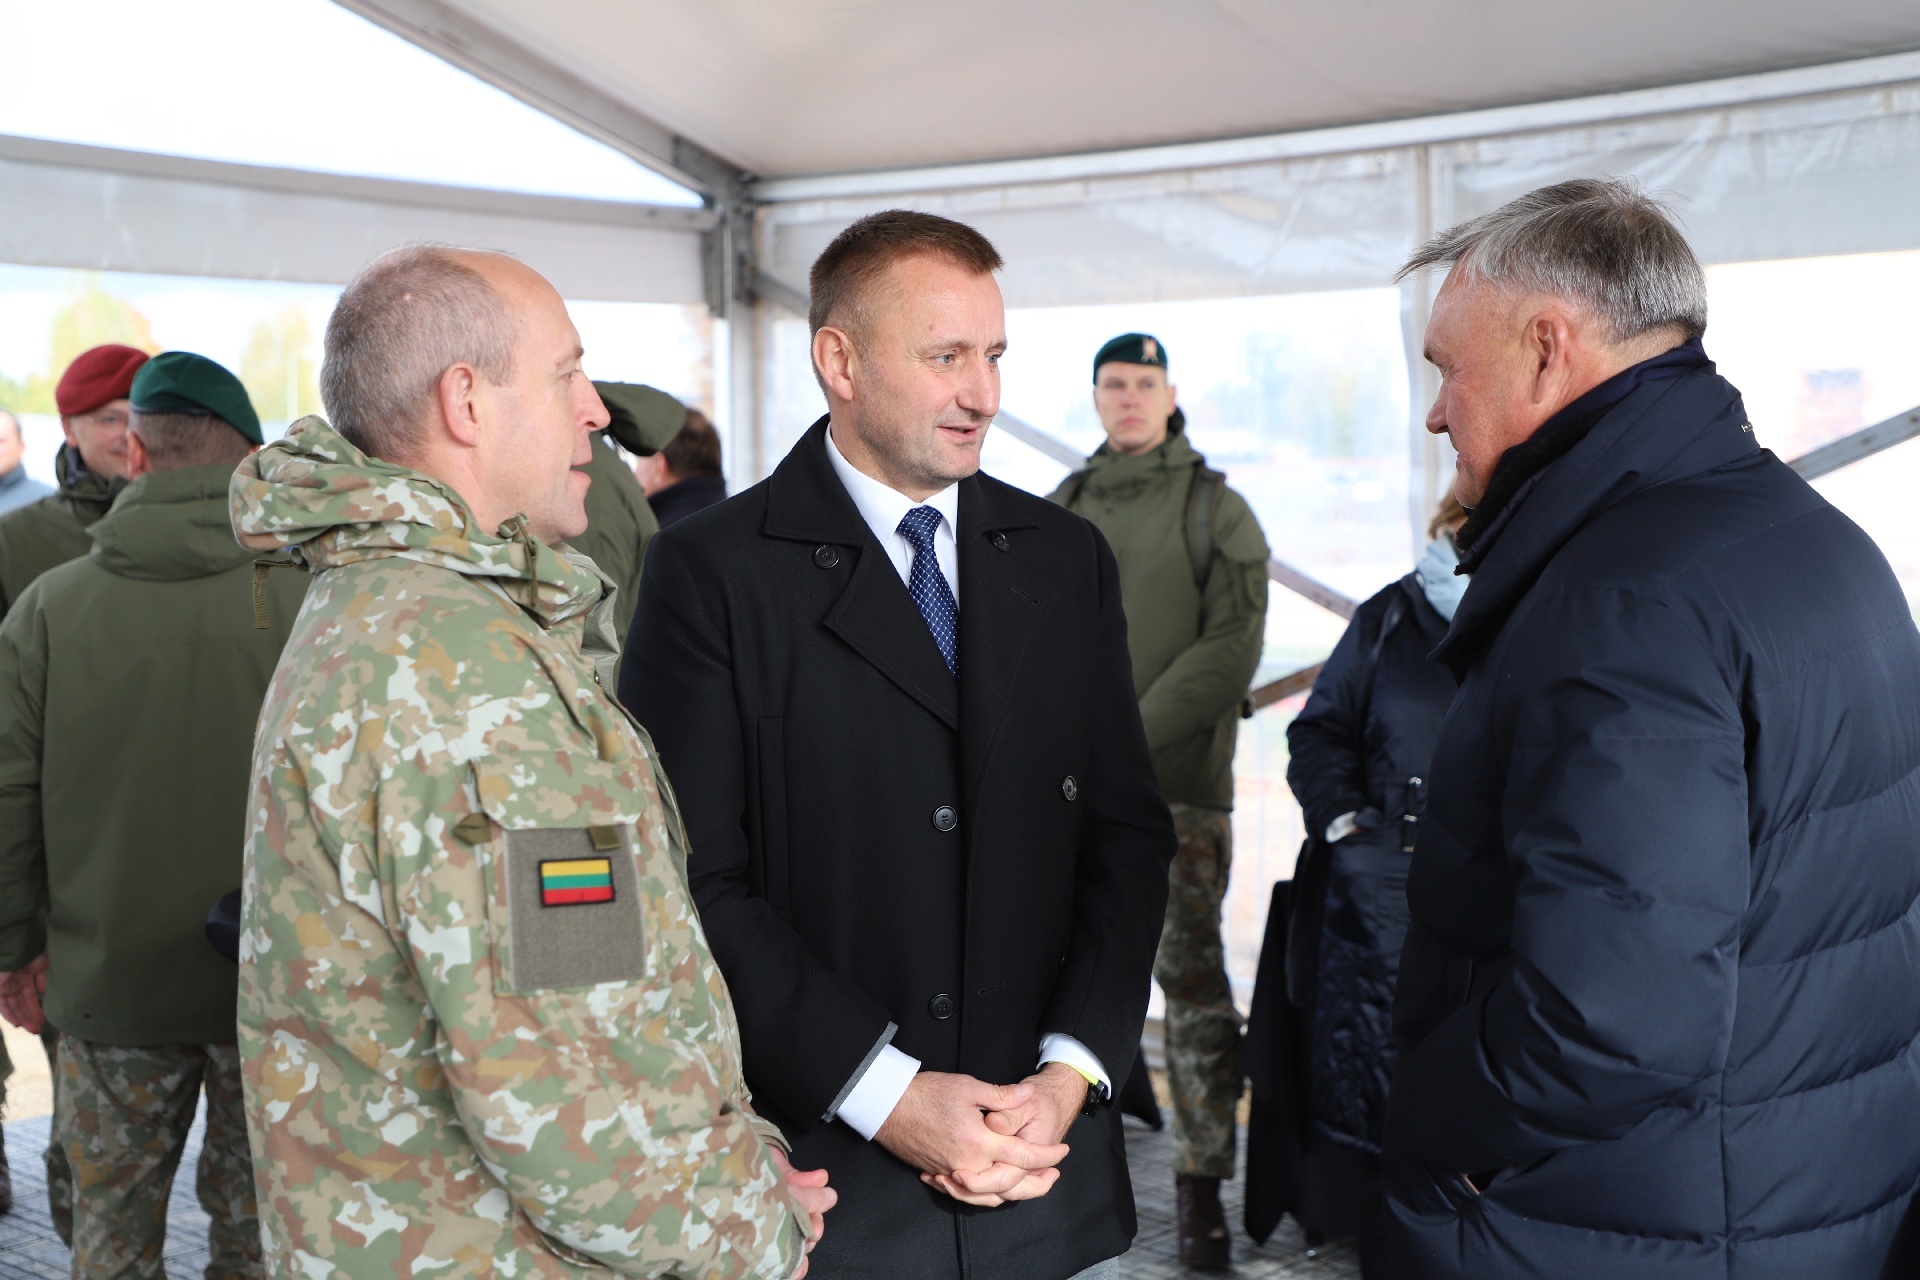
[1456,338,1713,559]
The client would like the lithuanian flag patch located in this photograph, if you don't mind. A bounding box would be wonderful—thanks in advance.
[539,857,615,907]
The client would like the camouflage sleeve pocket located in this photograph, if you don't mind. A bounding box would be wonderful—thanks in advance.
[496,825,651,994]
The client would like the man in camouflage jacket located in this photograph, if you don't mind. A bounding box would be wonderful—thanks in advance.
[230,246,828,1278]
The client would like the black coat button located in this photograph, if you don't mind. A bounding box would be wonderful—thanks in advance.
[990,530,1009,551]
[928,993,955,1020]
[1061,776,1078,801]
[932,805,958,832]
[813,545,839,569]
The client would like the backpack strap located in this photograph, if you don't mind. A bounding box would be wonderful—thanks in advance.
[1185,466,1226,588]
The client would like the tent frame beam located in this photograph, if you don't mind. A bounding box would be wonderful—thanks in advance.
[329,0,755,209]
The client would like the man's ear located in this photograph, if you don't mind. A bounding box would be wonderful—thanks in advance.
[59,417,78,448]
[435,363,484,448]
[813,326,859,403]
[124,426,152,479]
[1526,311,1572,407]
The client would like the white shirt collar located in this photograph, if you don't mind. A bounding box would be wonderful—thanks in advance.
[824,422,959,542]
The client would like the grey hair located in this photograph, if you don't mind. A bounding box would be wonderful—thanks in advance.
[321,243,519,459]
[0,410,20,444]
[1397,178,1707,344]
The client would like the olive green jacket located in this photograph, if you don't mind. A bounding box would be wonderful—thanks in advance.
[0,463,308,1045]
[566,435,658,649]
[1050,426,1268,809]
[0,444,123,622]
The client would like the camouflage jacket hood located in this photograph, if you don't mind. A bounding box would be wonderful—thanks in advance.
[230,415,604,630]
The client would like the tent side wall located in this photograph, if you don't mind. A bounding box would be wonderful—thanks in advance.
[0,134,714,305]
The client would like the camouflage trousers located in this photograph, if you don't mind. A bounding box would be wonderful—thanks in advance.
[53,1037,262,1279]
[1152,804,1244,1179]
[0,1027,76,1242]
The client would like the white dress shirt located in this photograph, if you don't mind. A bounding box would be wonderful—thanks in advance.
[822,424,1112,1140]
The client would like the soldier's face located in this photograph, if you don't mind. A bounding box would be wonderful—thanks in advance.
[480,263,608,544]
[818,253,1004,502]
[1093,364,1176,456]
[62,399,132,480]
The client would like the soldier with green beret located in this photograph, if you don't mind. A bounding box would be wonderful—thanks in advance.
[1050,332,1269,1273]
[0,350,298,1277]
[565,381,688,648]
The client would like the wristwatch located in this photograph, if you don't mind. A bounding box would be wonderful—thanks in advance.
[1079,1074,1111,1118]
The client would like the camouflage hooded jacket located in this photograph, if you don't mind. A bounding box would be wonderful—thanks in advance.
[229,417,806,1279]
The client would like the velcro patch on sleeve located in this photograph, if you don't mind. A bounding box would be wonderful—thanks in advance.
[500,828,648,993]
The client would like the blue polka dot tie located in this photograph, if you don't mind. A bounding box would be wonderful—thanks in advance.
[897,506,958,677]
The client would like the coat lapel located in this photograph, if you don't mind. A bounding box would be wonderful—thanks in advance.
[766,417,959,730]
[957,474,1048,807]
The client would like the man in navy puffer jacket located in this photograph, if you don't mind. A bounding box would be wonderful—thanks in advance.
[1381,177,1920,1280]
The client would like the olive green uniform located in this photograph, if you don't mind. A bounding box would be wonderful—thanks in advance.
[0,464,307,1273]
[569,436,658,649]
[566,383,689,649]
[1051,423,1268,1178]
[0,444,121,622]
[0,442,122,1235]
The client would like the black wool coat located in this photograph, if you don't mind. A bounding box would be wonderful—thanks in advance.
[1382,362,1920,1279]
[621,417,1175,1280]
[1287,576,1456,1155]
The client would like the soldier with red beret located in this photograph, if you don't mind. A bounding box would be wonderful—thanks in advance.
[0,344,149,621]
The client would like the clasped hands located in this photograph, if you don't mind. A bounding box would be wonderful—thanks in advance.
[875,1062,1087,1207]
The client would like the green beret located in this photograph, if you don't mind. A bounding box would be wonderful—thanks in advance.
[130,351,262,445]
[1092,332,1169,382]
[595,382,686,457]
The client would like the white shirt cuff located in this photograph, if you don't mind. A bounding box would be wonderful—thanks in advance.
[1037,1033,1110,1094]
[1325,810,1362,843]
[833,1043,921,1141]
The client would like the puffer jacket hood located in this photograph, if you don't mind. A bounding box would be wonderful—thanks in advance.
[230,415,605,629]
[91,464,255,582]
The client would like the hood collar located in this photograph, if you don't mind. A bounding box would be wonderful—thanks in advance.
[229,416,606,628]
[91,464,256,582]
[1433,361,1757,676]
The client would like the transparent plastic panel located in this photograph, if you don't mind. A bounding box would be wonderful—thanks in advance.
[1438,82,1920,265]
[766,149,1420,308]
[0,0,699,206]
[0,265,712,478]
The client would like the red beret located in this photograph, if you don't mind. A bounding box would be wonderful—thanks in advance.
[55,345,150,417]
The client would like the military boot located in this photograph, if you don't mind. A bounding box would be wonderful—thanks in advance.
[0,1122,13,1215]
[1176,1173,1229,1271]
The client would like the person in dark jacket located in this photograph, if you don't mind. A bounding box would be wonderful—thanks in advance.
[638,406,728,528]
[1283,495,1463,1260]
[622,210,1174,1280]
[1382,178,1920,1279]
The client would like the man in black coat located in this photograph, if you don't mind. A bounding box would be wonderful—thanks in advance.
[1383,178,1920,1279]
[622,210,1175,1280]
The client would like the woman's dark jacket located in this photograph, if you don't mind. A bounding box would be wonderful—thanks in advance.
[1382,355,1920,1279]
[1287,574,1455,1157]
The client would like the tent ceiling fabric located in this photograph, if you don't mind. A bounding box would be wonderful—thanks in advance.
[405,0,1920,179]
